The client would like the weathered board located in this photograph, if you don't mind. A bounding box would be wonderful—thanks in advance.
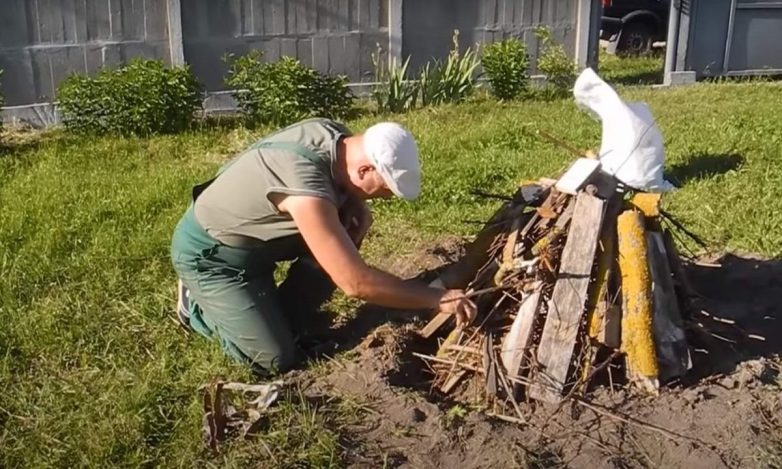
[587,195,622,348]
[530,192,606,403]
[647,232,692,381]
[420,312,453,339]
[555,158,601,195]
[500,285,543,397]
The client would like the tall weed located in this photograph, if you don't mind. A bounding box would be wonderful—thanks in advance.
[419,31,480,106]
[372,49,419,113]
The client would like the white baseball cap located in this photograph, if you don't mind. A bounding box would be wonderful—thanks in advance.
[363,122,421,200]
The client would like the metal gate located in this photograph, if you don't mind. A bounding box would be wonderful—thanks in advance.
[671,0,782,79]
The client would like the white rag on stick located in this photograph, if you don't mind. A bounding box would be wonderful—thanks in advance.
[573,68,674,192]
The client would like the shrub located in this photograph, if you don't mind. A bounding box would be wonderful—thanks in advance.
[371,49,419,113]
[419,30,480,106]
[481,38,530,100]
[534,26,578,98]
[225,51,354,127]
[57,59,202,135]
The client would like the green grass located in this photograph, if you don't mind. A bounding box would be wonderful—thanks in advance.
[2,80,782,467]
[599,51,664,85]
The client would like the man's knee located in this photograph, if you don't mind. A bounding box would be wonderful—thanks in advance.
[235,336,301,375]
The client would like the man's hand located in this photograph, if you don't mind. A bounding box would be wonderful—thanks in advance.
[437,289,477,327]
[340,197,373,248]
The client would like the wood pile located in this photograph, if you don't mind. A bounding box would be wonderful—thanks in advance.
[417,157,695,408]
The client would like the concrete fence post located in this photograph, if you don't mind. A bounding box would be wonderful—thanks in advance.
[388,0,403,64]
[167,0,185,65]
[575,0,600,69]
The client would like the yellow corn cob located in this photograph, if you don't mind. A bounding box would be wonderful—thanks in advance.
[617,210,659,392]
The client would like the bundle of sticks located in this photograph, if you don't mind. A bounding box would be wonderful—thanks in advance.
[416,157,694,408]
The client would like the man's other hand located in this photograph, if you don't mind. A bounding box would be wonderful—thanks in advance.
[437,290,477,327]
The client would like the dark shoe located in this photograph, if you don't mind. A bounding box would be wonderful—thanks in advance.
[298,336,339,360]
[176,279,193,330]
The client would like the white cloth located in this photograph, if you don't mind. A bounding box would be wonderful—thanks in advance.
[573,68,674,191]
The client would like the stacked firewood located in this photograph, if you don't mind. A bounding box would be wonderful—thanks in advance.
[416,158,694,408]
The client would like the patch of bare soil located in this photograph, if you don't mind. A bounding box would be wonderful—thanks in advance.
[293,244,782,468]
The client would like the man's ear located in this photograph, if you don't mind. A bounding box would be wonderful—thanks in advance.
[357,164,374,180]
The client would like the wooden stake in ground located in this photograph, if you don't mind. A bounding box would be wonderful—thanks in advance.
[530,192,606,403]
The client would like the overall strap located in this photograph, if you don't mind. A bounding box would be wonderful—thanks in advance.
[250,141,324,166]
[193,141,327,202]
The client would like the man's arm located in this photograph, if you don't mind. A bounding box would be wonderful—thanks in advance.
[273,194,475,324]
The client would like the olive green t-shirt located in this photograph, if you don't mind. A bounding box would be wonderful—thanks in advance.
[193,118,351,246]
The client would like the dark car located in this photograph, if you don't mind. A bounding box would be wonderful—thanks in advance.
[601,0,670,55]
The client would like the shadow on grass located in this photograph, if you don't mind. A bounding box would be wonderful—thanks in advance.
[665,153,744,186]
[683,254,782,383]
[609,68,663,86]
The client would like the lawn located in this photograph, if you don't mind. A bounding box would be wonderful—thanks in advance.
[599,51,664,85]
[1,79,782,467]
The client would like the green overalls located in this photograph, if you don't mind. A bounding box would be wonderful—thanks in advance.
[170,141,337,375]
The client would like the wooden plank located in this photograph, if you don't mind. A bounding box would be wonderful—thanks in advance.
[420,312,452,339]
[647,232,692,381]
[529,193,606,403]
[602,305,622,349]
[484,332,499,396]
[589,171,619,200]
[494,214,524,285]
[586,195,621,347]
[555,157,601,195]
[662,229,697,302]
[500,285,543,397]
[440,370,468,394]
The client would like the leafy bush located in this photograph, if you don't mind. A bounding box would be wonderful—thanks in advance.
[57,59,202,135]
[419,31,480,106]
[225,51,354,127]
[372,49,419,113]
[534,26,578,98]
[481,38,530,100]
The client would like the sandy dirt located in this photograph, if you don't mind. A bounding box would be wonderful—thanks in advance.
[289,244,782,468]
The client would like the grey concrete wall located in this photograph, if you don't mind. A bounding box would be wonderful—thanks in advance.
[403,0,578,73]
[181,0,388,91]
[0,0,171,106]
[1,0,590,125]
